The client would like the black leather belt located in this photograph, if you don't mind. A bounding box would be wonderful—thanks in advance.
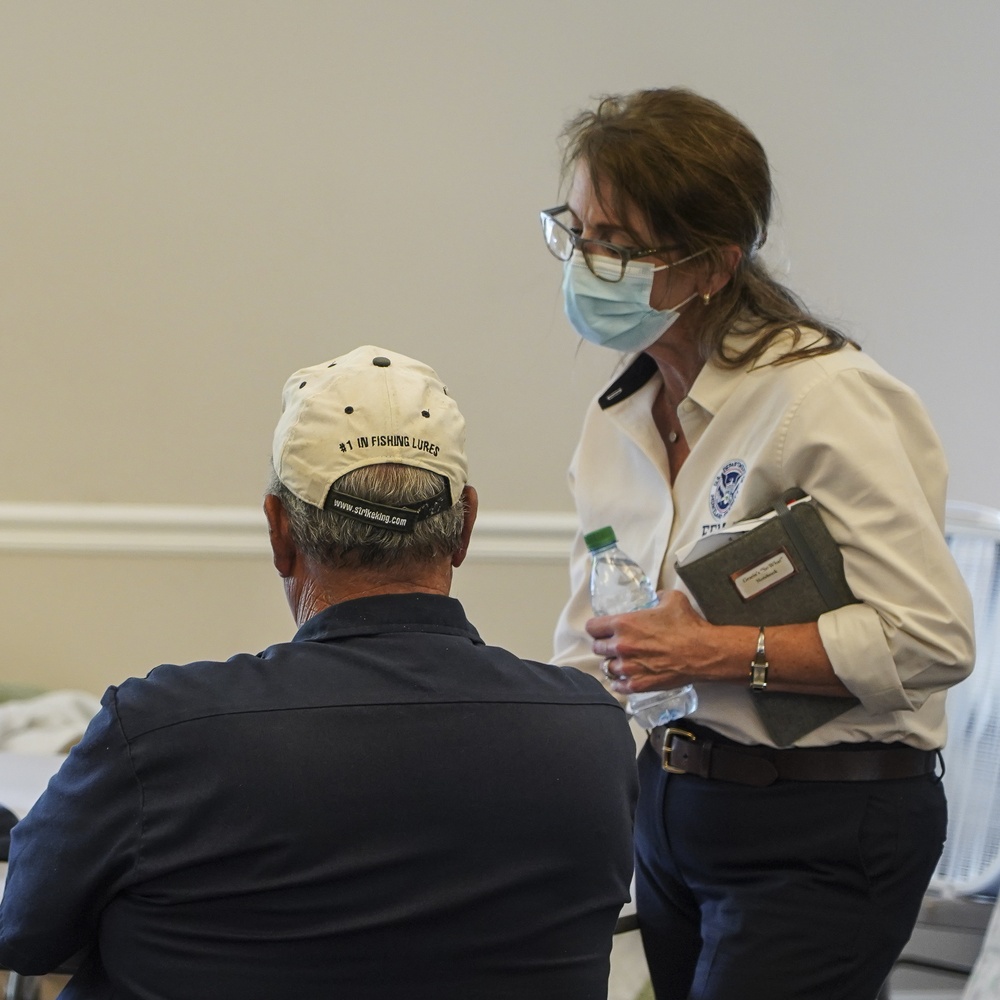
[650,724,937,787]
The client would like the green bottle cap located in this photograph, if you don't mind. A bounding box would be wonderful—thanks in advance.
[584,526,617,551]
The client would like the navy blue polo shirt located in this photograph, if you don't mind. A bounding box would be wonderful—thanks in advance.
[0,593,637,1000]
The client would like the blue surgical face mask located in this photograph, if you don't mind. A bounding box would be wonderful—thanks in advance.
[562,249,705,353]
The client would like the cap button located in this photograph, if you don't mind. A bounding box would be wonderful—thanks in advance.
[372,356,391,368]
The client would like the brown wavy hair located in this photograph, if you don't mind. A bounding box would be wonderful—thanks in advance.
[560,88,858,367]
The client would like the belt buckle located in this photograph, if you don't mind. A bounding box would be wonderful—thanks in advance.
[661,727,697,773]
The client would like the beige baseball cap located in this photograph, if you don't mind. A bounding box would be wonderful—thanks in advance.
[272,345,467,532]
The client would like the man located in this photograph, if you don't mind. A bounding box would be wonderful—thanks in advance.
[0,346,638,1000]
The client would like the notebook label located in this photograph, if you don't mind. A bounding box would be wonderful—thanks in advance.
[731,547,797,601]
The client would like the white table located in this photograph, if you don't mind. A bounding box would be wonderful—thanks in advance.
[1,751,65,897]
[0,752,65,820]
[1,752,66,1000]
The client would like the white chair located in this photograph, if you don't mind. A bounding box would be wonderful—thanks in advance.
[932,502,1000,900]
[885,502,1000,996]
[4,973,40,1000]
[963,894,1000,997]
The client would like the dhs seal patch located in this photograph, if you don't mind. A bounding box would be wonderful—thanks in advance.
[709,460,747,520]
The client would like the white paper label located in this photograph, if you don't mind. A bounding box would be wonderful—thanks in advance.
[731,549,796,601]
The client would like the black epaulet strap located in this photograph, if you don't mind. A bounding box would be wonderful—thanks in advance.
[598,354,658,410]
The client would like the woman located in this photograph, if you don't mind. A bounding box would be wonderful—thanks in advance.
[543,88,975,1000]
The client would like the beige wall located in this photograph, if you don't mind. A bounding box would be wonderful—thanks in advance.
[0,546,574,696]
[0,503,578,693]
[1,1,997,694]
[0,550,287,693]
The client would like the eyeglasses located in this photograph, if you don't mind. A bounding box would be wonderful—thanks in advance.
[539,204,681,283]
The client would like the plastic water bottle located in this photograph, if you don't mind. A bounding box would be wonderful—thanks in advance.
[584,526,697,728]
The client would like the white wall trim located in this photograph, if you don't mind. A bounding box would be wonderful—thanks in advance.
[2,499,987,563]
[0,502,578,562]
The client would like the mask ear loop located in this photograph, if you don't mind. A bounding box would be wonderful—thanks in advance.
[645,248,710,313]
[666,290,700,312]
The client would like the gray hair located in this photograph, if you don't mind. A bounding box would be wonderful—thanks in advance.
[266,463,466,570]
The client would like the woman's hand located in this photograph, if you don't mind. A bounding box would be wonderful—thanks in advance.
[587,590,717,696]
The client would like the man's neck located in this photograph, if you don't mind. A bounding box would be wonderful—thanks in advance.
[288,559,453,626]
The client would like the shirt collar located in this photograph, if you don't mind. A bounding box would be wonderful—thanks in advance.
[686,355,746,417]
[595,350,742,419]
[598,330,820,418]
[292,592,483,646]
[690,328,830,414]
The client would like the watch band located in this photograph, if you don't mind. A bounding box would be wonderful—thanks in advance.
[749,626,769,691]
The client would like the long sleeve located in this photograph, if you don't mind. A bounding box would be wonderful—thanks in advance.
[782,366,975,712]
[0,687,142,975]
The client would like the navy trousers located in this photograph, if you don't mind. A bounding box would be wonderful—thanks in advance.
[635,738,947,1000]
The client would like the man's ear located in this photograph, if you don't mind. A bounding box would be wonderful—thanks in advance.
[264,494,297,579]
[451,485,478,569]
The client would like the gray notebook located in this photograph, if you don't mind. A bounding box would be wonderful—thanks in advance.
[675,489,859,746]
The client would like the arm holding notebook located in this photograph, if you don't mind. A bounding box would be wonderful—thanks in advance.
[586,365,974,728]
[589,591,850,698]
